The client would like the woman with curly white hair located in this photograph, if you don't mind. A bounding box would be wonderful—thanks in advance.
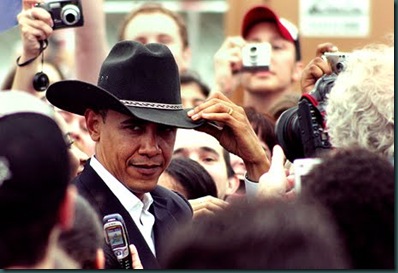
[326,40,394,160]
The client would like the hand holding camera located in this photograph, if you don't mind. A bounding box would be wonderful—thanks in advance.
[276,50,350,162]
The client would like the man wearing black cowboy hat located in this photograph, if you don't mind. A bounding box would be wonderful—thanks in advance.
[47,40,270,269]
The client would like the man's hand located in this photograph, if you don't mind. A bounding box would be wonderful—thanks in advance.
[257,145,295,200]
[300,43,338,94]
[188,91,270,182]
[17,7,53,61]
[129,244,143,269]
[213,36,246,97]
[189,195,228,219]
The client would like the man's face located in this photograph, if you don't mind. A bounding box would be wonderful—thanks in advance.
[173,129,229,199]
[240,22,301,94]
[122,12,190,73]
[89,110,176,199]
[59,110,96,156]
[180,82,207,108]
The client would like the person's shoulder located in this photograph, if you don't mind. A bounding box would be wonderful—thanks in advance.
[152,185,193,215]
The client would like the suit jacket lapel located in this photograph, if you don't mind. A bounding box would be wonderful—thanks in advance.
[78,163,160,269]
[150,189,182,265]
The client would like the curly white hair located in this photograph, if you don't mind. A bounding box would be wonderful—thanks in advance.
[326,40,394,159]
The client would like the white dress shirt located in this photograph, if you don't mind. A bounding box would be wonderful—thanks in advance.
[244,172,259,197]
[90,156,156,256]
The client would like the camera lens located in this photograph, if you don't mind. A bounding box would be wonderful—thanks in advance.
[61,4,80,25]
[33,72,49,92]
[275,106,304,162]
[336,62,346,73]
[249,46,258,63]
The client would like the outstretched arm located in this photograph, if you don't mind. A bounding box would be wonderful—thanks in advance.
[12,7,53,96]
[212,36,246,97]
[74,0,108,84]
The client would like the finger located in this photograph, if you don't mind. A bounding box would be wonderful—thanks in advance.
[193,208,217,219]
[19,13,53,41]
[21,23,51,42]
[31,7,54,27]
[285,190,297,201]
[224,36,246,48]
[306,62,328,79]
[190,98,245,123]
[188,94,233,116]
[286,174,295,192]
[315,42,339,57]
[189,196,228,211]
[269,145,286,173]
[189,100,237,121]
[129,244,143,269]
[209,91,236,102]
[28,17,53,37]
[193,201,227,217]
[191,199,226,213]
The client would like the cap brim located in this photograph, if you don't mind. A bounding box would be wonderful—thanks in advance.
[46,80,205,129]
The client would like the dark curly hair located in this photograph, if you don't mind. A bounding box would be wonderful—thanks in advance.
[301,147,394,269]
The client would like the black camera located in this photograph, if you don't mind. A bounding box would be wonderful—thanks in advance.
[36,0,84,30]
[275,51,350,162]
[275,74,337,162]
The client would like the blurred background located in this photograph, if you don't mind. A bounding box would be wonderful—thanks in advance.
[0,0,394,102]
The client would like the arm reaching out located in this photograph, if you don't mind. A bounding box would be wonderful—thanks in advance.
[12,7,54,95]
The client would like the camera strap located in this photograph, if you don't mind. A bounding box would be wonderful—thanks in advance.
[300,93,327,126]
[300,93,318,107]
[16,39,48,67]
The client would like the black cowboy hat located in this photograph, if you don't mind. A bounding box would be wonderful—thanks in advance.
[46,41,204,129]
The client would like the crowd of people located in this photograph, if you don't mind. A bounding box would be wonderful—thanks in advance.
[0,0,394,269]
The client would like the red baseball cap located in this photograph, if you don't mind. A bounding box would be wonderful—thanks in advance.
[241,5,301,60]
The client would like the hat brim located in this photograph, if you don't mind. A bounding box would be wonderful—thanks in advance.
[46,80,205,129]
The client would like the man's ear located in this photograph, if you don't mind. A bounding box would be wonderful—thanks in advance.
[225,174,241,196]
[58,184,77,230]
[181,47,192,72]
[84,109,101,142]
[291,60,304,83]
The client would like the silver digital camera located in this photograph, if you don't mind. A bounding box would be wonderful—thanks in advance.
[323,52,350,74]
[36,0,84,30]
[241,43,271,71]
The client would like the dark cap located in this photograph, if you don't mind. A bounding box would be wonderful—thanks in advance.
[0,112,70,222]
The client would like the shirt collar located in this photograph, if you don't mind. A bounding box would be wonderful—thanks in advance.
[89,156,154,216]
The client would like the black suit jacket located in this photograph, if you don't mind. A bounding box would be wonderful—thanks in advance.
[74,160,193,269]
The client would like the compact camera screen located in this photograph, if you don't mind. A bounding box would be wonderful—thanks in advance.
[36,0,84,30]
[241,43,271,71]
